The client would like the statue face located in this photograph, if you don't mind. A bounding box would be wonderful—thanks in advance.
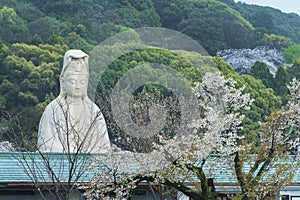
[63,74,87,98]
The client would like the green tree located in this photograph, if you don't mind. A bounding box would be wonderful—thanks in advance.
[260,33,293,50]
[249,11,274,31]
[0,43,68,150]
[215,57,282,124]
[47,34,65,46]
[64,32,94,53]
[284,44,300,64]
[233,79,300,199]
[287,62,300,82]
[180,17,226,54]
[249,61,275,89]
[223,1,300,44]
[31,34,43,45]
[152,0,256,54]
[86,22,131,44]
[95,46,202,152]
[0,6,30,43]
[27,16,64,41]
[274,66,290,104]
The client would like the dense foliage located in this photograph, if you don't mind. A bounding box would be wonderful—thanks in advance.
[0,43,68,149]
[153,0,259,54]
[0,0,298,148]
[221,0,300,46]
[0,0,299,54]
[0,0,160,48]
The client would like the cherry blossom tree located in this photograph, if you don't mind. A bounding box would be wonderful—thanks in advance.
[82,72,252,199]
[233,78,300,200]
[217,46,286,74]
[83,72,300,200]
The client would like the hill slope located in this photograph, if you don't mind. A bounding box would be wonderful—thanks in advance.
[0,0,299,54]
[220,0,300,44]
[152,0,257,54]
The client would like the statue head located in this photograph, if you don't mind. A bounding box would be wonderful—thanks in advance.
[60,50,89,99]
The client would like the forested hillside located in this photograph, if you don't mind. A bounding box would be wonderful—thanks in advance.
[1,0,298,54]
[1,0,300,150]
[220,0,300,45]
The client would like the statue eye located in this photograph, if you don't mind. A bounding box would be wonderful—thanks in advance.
[68,79,76,85]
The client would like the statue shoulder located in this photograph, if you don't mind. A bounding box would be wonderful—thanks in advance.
[85,97,100,108]
[42,97,64,115]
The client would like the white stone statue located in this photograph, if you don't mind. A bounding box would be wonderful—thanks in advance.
[37,50,111,153]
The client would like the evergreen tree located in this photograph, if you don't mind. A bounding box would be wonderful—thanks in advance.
[249,61,275,89]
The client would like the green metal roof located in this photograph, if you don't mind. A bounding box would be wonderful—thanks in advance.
[0,152,94,184]
[0,152,299,186]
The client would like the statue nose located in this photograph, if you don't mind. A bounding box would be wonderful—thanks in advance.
[75,82,82,89]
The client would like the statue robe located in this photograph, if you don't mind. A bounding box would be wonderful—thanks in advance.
[37,96,111,153]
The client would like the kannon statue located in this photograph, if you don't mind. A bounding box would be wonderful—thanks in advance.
[38,50,111,153]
